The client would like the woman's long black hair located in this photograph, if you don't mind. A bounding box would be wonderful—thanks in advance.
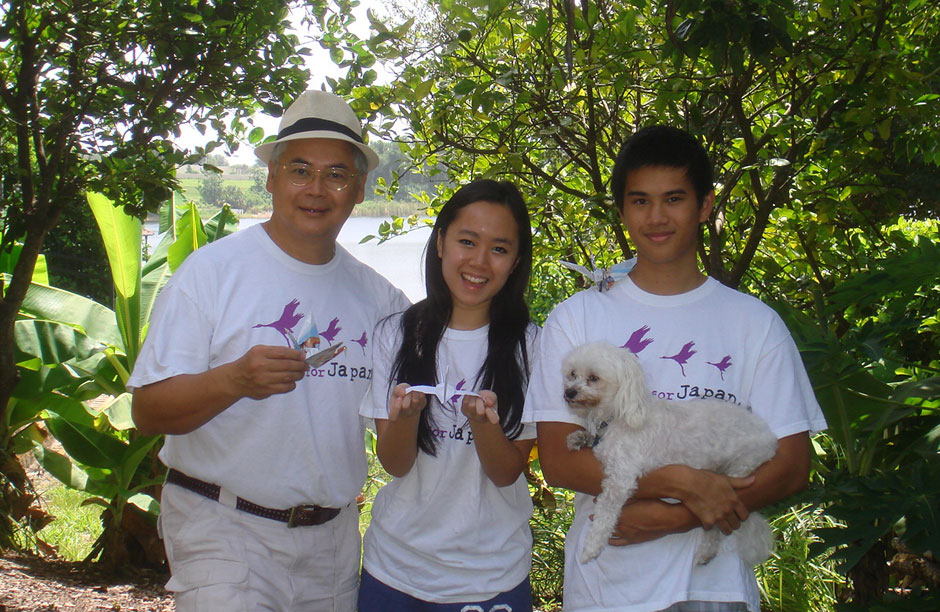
[389,179,533,455]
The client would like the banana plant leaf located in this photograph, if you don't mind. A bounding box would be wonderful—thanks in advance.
[88,192,142,366]
[19,281,123,348]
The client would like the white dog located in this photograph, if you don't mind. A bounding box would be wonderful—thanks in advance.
[562,341,778,566]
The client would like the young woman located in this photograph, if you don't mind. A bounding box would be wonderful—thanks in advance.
[358,179,537,611]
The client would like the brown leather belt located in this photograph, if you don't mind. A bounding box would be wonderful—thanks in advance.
[165,468,340,528]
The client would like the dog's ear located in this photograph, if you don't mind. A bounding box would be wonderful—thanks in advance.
[612,348,654,428]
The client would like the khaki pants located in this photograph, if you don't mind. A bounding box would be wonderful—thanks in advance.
[159,484,359,611]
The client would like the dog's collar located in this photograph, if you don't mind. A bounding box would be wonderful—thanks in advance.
[590,421,609,447]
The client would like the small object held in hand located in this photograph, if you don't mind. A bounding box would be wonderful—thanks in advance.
[404,367,480,405]
[305,342,346,368]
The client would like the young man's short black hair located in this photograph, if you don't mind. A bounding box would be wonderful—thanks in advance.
[610,125,714,211]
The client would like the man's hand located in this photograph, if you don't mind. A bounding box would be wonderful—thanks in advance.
[388,383,427,421]
[133,344,308,436]
[461,390,499,424]
[608,499,697,546]
[230,345,308,400]
[675,468,755,534]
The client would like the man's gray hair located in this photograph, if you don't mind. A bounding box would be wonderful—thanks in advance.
[270,141,368,175]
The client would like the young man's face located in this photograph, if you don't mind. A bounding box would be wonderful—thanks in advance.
[618,165,714,268]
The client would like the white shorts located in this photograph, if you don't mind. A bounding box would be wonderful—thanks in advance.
[159,484,360,612]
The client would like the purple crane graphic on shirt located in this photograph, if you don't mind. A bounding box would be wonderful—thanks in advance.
[707,355,733,380]
[320,317,342,344]
[621,325,654,354]
[449,379,469,406]
[661,341,697,376]
[252,299,303,347]
[351,331,368,354]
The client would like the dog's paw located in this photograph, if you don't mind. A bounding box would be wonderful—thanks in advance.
[579,525,609,563]
[694,528,720,566]
[735,513,774,566]
[566,430,592,451]
[580,541,604,564]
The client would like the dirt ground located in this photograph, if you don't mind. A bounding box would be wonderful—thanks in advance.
[0,551,174,612]
[2,446,174,612]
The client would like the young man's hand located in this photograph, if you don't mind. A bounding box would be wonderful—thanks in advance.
[674,467,755,534]
[607,499,695,545]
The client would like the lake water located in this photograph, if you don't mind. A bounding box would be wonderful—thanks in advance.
[145,216,431,302]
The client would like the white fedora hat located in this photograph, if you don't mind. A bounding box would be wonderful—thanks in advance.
[254,90,380,171]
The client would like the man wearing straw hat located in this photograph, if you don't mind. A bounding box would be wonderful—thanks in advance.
[129,90,409,611]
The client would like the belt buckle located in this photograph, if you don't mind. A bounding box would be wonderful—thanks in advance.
[287,504,317,528]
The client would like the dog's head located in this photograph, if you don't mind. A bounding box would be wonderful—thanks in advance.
[561,341,654,428]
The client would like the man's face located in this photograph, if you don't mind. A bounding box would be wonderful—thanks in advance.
[265,138,365,255]
[618,165,714,268]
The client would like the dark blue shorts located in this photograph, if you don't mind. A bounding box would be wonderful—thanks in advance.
[358,568,533,612]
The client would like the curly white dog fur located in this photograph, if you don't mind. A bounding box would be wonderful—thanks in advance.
[562,341,778,565]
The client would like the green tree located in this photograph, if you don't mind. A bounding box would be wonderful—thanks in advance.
[0,0,316,548]
[199,169,227,208]
[321,0,940,606]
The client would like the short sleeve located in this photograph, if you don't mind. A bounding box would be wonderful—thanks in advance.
[522,307,586,426]
[126,278,213,390]
[749,322,828,438]
[359,315,402,420]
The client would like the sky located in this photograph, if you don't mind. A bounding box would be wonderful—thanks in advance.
[175,1,386,165]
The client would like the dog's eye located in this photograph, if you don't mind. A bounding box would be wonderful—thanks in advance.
[588,374,599,382]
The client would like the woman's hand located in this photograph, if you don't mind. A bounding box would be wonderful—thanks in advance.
[461,390,499,424]
[388,383,426,421]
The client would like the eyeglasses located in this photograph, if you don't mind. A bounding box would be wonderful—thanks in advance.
[278,163,359,191]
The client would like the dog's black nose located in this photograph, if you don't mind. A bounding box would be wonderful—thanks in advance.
[565,388,577,400]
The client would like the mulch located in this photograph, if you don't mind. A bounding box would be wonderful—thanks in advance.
[0,551,174,612]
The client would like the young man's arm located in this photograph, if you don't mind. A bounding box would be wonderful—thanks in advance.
[537,421,811,544]
[132,345,308,436]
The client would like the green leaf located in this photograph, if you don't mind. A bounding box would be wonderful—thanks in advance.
[87,192,142,365]
[248,126,265,144]
[127,492,161,516]
[87,192,142,301]
[96,392,136,431]
[0,237,48,283]
[118,435,163,490]
[20,282,122,348]
[14,319,105,366]
[44,416,128,471]
[38,393,96,428]
[204,205,239,242]
[168,203,208,272]
[453,79,476,96]
[30,443,94,492]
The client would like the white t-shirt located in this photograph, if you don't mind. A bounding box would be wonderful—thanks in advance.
[359,316,538,603]
[128,224,409,509]
[523,277,827,612]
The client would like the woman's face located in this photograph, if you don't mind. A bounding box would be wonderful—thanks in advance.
[436,200,520,329]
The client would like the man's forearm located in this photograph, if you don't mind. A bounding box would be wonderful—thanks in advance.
[537,421,605,495]
[132,366,242,436]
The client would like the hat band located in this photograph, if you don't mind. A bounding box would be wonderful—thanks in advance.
[277,117,363,143]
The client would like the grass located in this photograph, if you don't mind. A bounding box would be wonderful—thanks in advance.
[756,504,845,612]
[37,486,103,562]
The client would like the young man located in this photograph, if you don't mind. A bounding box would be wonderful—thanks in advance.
[128,91,409,611]
[524,125,826,612]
